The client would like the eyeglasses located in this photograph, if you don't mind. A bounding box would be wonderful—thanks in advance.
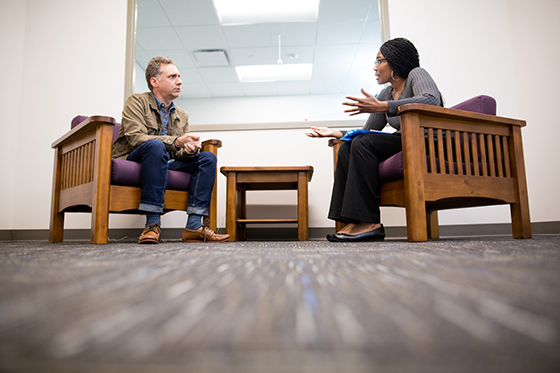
[374,58,387,67]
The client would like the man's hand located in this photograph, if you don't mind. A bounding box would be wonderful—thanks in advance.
[174,133,202,154]
[342,88,389,116]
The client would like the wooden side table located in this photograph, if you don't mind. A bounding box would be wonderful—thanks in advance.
[220,166,314,241]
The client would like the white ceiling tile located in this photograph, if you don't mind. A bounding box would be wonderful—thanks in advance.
[134,48,152,70]
[367,0,381,21]
[309,75,346,94]
[243,82,277,96]
[319,0,375,21]
[278,46,315,64]
[136,0,171,28]
[175,25,228,50]
[230,47,274,66]
[136,27,184,51]
[180,83,213,98]
[277,81,311,95]
[207,82,245,97]
[198,67,239,83]
[360,20,383,44]
[145,49,196,69]
[222,24,271,48]
[316,20,365,45]
[313,45,357,73]
[158,0,220,26]
[179,69,205,84]
[269,23,318,46]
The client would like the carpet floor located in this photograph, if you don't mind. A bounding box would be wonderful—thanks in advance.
[1,236,559,372]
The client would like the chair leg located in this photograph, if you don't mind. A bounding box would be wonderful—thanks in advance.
[405,206,428,242]
[49,212,65,243]
[427,210,439,239]
[510,202,532,239]
[91,207,109,244]
[49,147,64,243]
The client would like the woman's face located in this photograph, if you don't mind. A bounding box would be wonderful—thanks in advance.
[374,51,392,85]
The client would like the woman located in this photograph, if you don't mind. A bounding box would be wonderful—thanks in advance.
[306,38,443,242]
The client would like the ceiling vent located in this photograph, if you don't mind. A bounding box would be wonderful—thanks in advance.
[193,49,230,67]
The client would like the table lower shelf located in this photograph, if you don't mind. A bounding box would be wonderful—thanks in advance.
[236,219,299,224]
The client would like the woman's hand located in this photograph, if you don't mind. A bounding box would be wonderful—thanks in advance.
[343,88,389,116]
[305,127,343,138]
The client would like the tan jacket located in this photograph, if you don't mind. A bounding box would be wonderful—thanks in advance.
[112,92,196,160]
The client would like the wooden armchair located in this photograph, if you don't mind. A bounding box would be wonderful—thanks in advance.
[49,115,222,244]
[329,97,532,241]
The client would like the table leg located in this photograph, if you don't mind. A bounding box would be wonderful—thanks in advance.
[237,188,247,241]
[225,172,237,241]
[297,171,309,241]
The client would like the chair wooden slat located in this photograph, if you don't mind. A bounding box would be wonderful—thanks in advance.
[437,129,445,174]
[428,128,436,174]
[454,131,463,175]
[502,136,511,177]
[487,134,496,177]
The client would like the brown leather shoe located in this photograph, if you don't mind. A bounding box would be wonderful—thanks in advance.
[182,226,230,243]
[138,223,161,244]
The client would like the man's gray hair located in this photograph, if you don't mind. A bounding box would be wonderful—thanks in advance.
[145,56,175,91]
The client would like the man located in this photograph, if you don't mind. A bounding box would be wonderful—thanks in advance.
[112,56,229,244]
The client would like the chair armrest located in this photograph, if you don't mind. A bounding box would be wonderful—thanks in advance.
[201,139,222,157]
[202,139,222,149]
[52,116,116,149]
[398,103,526,128]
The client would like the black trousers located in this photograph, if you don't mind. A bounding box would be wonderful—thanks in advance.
[328,133,402,224]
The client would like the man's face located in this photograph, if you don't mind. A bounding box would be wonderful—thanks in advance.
[151,64,182,103]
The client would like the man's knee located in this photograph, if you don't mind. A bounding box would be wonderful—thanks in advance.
[198,151,217,167]
[142,139,167,154]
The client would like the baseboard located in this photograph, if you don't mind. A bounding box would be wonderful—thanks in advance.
[1,222,559,242]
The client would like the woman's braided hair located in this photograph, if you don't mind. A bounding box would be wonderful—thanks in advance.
[379,38,420,79]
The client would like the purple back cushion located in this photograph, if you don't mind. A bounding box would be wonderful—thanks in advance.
[71,116,192,191]
[378,95,496,184]
[71,115,120,142]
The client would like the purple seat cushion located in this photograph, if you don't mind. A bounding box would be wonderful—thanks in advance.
[111,159,192,191]
[71,115,192,191]
[378,95,497,184]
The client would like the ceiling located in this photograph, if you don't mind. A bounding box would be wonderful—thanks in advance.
[134,0,383,99]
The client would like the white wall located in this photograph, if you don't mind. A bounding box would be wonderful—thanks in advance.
[386,0,560,225]
[0,0,129,230]
[1,0,558,232]
[0,0,26,229]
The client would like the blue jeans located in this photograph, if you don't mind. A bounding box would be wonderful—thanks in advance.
[126,139,216,216]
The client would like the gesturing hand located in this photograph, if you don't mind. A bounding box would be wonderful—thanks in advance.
[342,88,389,116]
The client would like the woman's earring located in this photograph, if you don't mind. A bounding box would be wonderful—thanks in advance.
[391,71,400,81]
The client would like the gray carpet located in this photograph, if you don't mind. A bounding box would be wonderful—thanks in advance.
[1,236,559,372]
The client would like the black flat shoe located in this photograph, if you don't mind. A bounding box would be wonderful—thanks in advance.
[332,225,385,242]
[326,233,338,242]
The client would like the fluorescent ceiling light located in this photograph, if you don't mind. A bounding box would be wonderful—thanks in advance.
[236,64,313,82]
[213,0,320,25]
